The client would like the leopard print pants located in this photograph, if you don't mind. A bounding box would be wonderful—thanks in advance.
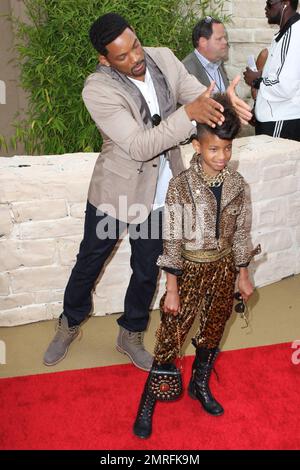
[154,251,236,364]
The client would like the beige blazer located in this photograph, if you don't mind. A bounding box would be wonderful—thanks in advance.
[82,47,205,223]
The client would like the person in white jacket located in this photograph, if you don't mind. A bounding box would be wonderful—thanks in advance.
[243,0,300,141]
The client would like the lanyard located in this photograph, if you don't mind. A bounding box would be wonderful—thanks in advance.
[205,66,224,93]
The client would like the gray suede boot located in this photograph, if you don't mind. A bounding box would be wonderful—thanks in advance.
[116,326,153,371]
[43,314,80,366]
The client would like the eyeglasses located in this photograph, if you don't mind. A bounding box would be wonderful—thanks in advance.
[266,0,282,9]
[151,114,161,127]
[234,292,249,329]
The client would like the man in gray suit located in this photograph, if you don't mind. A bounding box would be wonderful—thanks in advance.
[43,13,251,372]
[183,17,229,92]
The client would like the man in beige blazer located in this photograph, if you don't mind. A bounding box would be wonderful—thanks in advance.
[183,17,229,92]
[43,13,251,371]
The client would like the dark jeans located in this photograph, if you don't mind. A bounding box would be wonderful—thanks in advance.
[256,118,300,141]
[63,201,163,332]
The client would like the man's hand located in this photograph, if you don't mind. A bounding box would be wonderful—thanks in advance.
[227,75,252,125]
[185,82,225,128]
[243,67,262,87]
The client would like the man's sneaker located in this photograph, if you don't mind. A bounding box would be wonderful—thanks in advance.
[43,314,80,366]
[116,326,153,371]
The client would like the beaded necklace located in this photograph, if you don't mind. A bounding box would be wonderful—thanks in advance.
[197,161,229,187]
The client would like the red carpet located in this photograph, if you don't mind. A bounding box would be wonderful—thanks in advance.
[0,342,299,450]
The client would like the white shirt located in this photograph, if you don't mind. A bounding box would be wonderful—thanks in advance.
[194,49,226,93]
[128,69,172,209]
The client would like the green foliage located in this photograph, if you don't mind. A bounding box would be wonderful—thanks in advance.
[2,0,229,154]
[199,0,232,21]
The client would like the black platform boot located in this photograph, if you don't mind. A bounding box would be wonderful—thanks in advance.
[188,347,224,416]
[133,376,156,439]
[133,361,182,438]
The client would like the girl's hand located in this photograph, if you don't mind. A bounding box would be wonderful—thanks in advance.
[238,268,254,302]
[163,291,180,316]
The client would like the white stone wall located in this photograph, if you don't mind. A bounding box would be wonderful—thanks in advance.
[1,135,300,326]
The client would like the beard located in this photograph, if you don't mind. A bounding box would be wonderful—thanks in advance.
[131,59,146,77]
[267,11,281,25]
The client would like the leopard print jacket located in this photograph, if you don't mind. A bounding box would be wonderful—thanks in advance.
[157,154,251,271]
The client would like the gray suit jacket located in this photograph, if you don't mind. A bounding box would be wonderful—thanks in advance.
[82,47,205,223]
[182,51,229,90]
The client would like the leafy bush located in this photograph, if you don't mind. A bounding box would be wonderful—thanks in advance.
[3,0,229,154]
